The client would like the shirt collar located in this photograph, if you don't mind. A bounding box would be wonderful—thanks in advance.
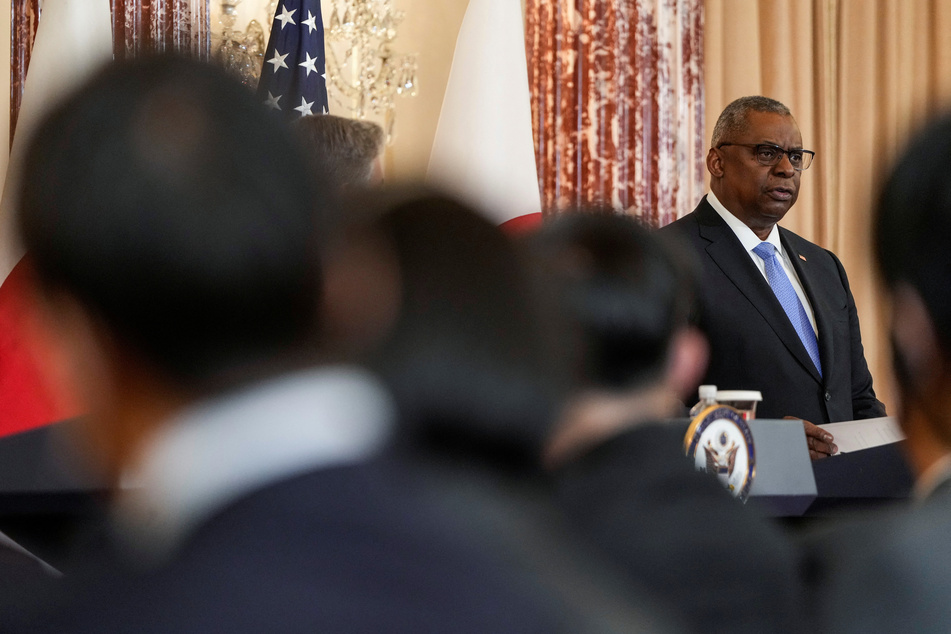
[114,365,394,564]
[707,191,782,254]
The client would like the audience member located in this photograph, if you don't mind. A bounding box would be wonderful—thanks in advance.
[661,96,885,459]
[294,113,385,189]
[530,211,805,633]
[804,112,951,631]
[358,188,564,456]
[340,188,672,631]
[4,56,616,633]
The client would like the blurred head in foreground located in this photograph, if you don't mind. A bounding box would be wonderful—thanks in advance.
[875,113,951,480]
[339,187,568,465]
[528,211,707,465]
[16,55,331,482]
[294,114,385,190]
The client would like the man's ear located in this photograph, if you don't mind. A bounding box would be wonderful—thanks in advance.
[891,284,943,397]
[888,283,951,474]
[32,287,189,484]
[706,147,724,178]
[30,289,116,424]
[664,326,709,402]
[320,228,401,359]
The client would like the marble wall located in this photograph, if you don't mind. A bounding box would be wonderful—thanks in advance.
[526,0,705,225]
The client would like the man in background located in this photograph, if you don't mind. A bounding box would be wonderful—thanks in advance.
[661,96,885,459]
[294,113,385,189]
[806,112,951,632]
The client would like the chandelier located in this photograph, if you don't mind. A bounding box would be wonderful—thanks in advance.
[214,0,417,140]
[215,0,274,90]
[325,0,418,140]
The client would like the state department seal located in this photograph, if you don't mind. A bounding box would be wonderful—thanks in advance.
[684,405,756,502]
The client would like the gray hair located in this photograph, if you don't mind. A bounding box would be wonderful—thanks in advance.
[294,114,385,188]
[710,96,792,148]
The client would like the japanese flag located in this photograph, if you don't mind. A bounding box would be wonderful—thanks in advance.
[426,0,542,233]
[0,0,112,437]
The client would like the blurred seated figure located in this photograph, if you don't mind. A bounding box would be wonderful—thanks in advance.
[4,56,632,633]
[528,211,805,633]
[355,189,563,459]
[803,113,951,632]
[337,188,675,632]
[294,113,385,190]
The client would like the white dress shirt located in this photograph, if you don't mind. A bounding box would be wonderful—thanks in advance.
[707,191,818,336]
[114,365,395,564]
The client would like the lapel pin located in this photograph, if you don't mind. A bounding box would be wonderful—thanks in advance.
[799,254,807,262]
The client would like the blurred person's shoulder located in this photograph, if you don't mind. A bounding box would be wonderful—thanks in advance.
[17,450,674,633]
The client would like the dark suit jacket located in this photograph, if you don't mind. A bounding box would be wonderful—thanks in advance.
[6,451,665,634]
[555,422,805,633]
[660,197,885,423]
[803,478,951,632]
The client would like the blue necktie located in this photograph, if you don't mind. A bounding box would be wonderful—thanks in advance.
[752,242,822,376]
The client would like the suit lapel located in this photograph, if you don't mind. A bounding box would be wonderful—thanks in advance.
[781,230,831,384]
[695,200,822,384]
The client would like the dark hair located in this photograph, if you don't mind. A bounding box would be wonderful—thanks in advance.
[711,95,792,147]
[529,210,699,391]
[16,55,333,390]
[875,113,951,356]
[353,187,567,462]
[293,114,384,188]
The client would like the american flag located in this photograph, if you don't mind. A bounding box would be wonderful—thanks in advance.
[257,0,329,118]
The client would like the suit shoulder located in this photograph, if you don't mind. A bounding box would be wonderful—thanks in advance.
[779,227,839,261]
[658,210,698,235]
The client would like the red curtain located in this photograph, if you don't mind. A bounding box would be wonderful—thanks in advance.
[526,0,705,226]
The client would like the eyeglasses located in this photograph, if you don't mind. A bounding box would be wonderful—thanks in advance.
[716,143,815,171]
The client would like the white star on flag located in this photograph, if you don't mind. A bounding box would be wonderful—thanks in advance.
[294,96,315,116]
[264,92,282,110]
[299,52,320,77]
[302,11,318,34]
[257,0,328,119]
[275,6,297,29]
[267,50,289,71]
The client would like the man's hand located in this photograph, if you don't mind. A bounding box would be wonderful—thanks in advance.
[787,416,837,460]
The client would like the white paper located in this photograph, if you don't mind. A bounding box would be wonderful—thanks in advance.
[818,417,905,454]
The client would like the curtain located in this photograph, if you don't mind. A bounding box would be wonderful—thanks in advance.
[526,0,705,226]
[113,0,211,61]
[10,0,211,141]
[704,0,951,412]
[10,0,41,143]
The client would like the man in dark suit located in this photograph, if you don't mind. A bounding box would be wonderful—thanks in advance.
[5,56,646,633]
[531,213,805,633]
[803,111,951,633]
[661,96,884,459]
